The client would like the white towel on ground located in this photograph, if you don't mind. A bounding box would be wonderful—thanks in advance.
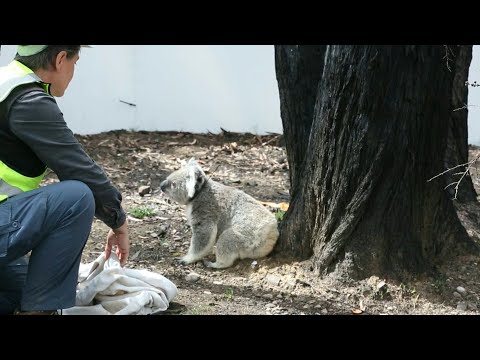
[62,253,177,315]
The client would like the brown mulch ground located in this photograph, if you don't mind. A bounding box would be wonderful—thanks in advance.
[45,130,480,315]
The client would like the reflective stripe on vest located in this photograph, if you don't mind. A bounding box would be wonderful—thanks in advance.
[0,160,44,202]
[0,61,49,202]
[0,61,48,102]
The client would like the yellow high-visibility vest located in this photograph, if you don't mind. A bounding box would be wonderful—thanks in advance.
[0,61,49,202]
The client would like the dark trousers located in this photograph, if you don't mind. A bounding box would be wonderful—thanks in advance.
[0,180,95,314]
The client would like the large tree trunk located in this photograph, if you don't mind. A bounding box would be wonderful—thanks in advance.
[274,45,326,257]
[275,45,327,194]
[275,45,327,258]
[276,45,479,280]
[444,45,477,202]
[444,46,480,245]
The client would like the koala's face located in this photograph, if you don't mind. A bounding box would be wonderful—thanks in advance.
[160,158,206,205]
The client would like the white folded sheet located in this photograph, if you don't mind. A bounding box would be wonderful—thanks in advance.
[62,253,177,315]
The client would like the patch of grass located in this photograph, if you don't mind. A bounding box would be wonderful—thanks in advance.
[372,288,392,301]
[370,282,392,301]
[399,283,417,298]
[185,306,211,315]
[430,277,446,295]
[129,206,158,219]
[426,272,449,295]
[275,209,286,221]
[225,288,234,301]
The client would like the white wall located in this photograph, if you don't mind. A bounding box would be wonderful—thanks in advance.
[467,46,480,145]
[0,45,282,135]
[133,45,282,134]
[3,45,480,142]
[58,46,137,135]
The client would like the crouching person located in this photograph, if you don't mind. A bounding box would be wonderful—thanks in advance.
[0,45,129,315]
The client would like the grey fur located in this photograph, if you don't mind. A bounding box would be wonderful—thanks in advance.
[160,158,279,269]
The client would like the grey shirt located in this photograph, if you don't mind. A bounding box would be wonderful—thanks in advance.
[8,87,126,229]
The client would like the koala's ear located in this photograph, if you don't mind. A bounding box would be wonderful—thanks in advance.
[195,167,205,186]
[187,158,197,166]
[186,166,197,199]
[180,159,188,167]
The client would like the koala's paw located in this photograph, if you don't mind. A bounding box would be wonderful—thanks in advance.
[202,259,229,269]
[202,259,214,268]
[176,255,195,266]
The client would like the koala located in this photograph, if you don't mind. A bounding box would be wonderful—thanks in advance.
[160,158,279,269]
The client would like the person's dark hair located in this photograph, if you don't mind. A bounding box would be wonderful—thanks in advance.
[14,45,81,71]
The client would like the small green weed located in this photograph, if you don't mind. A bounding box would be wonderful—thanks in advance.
[225,288,234,301]
[129,207,157,219]
[275,209,286,221]
[185,306,211,315]
[399,283,417,298]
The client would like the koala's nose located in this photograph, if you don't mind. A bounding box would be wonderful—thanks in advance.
[160,180,167,192]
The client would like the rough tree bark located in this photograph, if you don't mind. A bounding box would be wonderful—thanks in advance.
[276,45,479,280]
[444,46,480,245]
[274,45,326,257]
[444,45,477,202]
[275,45,327,194]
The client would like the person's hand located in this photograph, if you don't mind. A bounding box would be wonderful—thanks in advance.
[105,220,130,267]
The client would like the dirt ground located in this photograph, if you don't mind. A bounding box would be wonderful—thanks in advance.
[45,130,480,315]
